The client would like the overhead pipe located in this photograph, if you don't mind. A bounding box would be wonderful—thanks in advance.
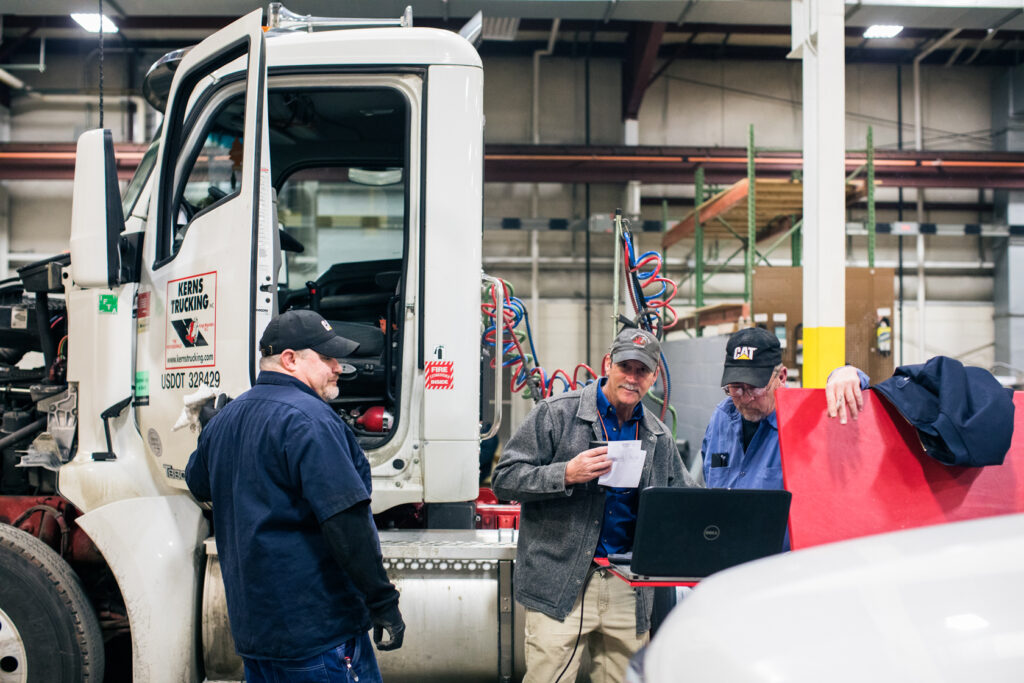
[0,67,26,90]
[964,8,1020,66]
[913,28,960,362]
[944,44,965,67]
[964,29,997,65]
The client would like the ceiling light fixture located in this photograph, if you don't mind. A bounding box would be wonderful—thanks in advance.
[863,25,903,39]
[70,13,119,34]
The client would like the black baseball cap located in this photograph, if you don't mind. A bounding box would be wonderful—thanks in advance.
[609,328,661,372]
[259,310,359,359]
[721,327,782,387]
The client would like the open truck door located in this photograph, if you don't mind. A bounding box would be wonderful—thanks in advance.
[135,9,270,485]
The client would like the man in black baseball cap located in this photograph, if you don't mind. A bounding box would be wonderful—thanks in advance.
[720,326,784,391]
[259,309,360,361]
[186,308,404,681]
[257,310,359,402]
[701,326,790,546]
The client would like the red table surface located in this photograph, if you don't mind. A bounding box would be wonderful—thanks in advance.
[592,557,699,587]
[777,388,1024,550]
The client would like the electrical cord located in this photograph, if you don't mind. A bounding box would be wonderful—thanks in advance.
[482,279,598,401]
[643,387,679,439]
[619,226,679,334]
[617,222,681,422]
[553,564,599,683]
[480,220,681,409]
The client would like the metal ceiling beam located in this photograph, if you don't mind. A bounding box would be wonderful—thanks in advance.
[621,21,664,119]
[5,142,1024,188]
[483,145,1024,188]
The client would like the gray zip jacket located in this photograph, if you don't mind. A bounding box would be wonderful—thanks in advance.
[492,382,699,634]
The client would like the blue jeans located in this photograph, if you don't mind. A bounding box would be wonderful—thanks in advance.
[242,632,382,683]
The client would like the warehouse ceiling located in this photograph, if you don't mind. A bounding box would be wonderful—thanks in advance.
[5,1,1024,187]
[2,0,1022,27]
[3,0,1024,66]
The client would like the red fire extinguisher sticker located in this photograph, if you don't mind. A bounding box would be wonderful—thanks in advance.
[425,360,455,390]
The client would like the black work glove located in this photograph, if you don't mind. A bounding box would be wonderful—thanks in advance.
[199,394,232,428]
[372,603,405,651]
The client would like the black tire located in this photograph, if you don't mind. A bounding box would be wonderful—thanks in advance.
[0,523,105,683]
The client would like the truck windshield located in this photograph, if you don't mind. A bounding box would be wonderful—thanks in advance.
[121,139,159,218]
[277,166,405,290]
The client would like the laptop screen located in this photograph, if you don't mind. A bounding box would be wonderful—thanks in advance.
[625,487,791,578]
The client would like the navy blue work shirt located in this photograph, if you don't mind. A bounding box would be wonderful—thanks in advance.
[593,379,643,558]
[185,371,374,662]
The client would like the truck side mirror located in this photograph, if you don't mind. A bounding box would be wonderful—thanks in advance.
[69,129,126,288]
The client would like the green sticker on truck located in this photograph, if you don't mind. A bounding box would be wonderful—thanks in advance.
[98,294,118,314]
[135,371,149,406]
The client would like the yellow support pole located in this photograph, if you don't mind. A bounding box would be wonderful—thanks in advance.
[793,0,847,388]
[802,326,845,388]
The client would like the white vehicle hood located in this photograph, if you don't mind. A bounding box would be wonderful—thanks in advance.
[641,513,1024,683]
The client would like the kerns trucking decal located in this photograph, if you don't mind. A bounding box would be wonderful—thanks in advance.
[165,272,217,369]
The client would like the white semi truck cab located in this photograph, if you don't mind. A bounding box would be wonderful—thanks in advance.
[0,6,514,681]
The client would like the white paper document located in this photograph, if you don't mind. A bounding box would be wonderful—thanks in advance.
[598,440,645,488]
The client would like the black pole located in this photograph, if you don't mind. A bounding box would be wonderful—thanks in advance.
[98,0,104,128]
[584,24,595,368]
[34,292,57,374]
[896,63,905,364]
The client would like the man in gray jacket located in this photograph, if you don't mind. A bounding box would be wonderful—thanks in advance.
[492,328,699,683]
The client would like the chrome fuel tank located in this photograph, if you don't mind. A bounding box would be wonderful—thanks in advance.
[377,529,524,682]
[201,529,524,682]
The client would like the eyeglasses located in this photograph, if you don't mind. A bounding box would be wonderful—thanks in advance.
[723,371,779,399]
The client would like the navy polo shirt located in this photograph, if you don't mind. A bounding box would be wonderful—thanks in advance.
[594,379,643,558]
[185,371,374,661]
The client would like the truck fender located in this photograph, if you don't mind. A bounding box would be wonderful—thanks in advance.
[75,494,207,683]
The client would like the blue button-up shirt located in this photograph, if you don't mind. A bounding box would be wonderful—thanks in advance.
[702,397,789,550]
[185,371,374,661]
[594,379,643,557]
[702,397,782,491]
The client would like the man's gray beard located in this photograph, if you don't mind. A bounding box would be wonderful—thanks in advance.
[321,383,340,401]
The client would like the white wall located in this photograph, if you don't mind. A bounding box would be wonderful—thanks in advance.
[483,55,623,145]
[636,60,996,152]
[5,180,73,259]
[893,301,995,369]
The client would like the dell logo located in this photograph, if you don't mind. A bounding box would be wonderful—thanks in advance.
[703,525,721,541]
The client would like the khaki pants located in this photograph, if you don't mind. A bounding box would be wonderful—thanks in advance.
[523,568,648,683]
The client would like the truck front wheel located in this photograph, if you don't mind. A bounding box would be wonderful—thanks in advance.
[0,524,104,683]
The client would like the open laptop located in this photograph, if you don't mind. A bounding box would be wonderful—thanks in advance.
[608,487,792,581]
